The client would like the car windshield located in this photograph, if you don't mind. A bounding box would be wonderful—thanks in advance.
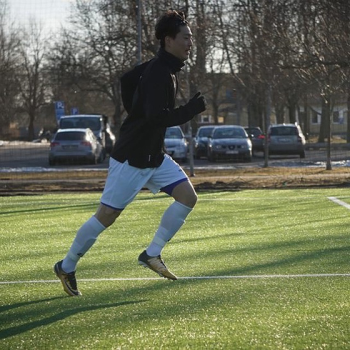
[198,128,214,137]
[246,128,261,137]
[165,128,182,139]
[60,117,101,131]
[55,132,86,141]
[270,127,298,136]
[213,128,246,139]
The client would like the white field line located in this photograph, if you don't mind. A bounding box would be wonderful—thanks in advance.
[1,273,349,285]
[328,196,350,210]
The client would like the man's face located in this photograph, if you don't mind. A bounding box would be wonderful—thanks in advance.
[166,25,193,62]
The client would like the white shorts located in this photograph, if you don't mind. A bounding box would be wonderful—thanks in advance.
[100,154,189,210]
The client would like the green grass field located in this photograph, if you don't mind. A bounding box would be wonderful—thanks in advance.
[0,189,349,349]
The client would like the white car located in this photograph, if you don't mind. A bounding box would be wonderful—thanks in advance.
[268,124,306,158]
[164,126,188,162]
[49,128,104,165]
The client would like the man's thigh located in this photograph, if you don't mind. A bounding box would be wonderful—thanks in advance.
[146,155,189,194]
[100,158,154,210]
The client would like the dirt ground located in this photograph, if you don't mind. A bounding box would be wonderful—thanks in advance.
[1,166,350,194]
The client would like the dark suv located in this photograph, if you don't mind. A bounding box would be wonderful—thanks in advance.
[244,127,264,154]
[194,125,215,159]
[267,124,306,158]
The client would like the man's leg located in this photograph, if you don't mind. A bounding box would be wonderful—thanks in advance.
[146,181,197,257]
[54,204,121,296]
[139,181,197,280]
[61,204,122,272]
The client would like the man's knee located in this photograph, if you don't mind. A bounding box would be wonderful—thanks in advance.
[95,204,122,227]
[172,181,197,208]
[185,192,197,208]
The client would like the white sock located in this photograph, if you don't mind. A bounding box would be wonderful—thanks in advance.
[61,216,105,273]
[146,201,192,257]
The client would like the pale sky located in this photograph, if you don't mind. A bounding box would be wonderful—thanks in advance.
[9,0,73,30]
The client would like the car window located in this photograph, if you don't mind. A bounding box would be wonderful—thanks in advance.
[214,128,246,139]
[61,118,101,131]
[165,128,182,139]
[246,128,261,137]
[77,118,100,131]
[270,127,298,136]
[55,132,86,141]
[60,120,75,128]
[198,128,214,137]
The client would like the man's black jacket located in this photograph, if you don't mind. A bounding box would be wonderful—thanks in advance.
[111,48,196,169]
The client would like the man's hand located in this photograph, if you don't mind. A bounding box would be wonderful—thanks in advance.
[186,92,207,117]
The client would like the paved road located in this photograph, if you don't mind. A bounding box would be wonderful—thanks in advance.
[0,140,348,170]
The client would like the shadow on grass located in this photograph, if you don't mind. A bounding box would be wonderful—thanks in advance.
[0,298,147,340]
[187,244,350,277]
[0,296,66,313]
[0,203,97,216]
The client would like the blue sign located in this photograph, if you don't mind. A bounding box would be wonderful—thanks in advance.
[71,107,79,115]
[55,101,65,124]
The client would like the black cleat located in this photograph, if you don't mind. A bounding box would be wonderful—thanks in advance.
[138,250,177,280]
[54,260,82,296]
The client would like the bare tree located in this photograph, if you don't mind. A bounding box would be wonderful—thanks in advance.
[0,0,21,137]
[16,20,48,140]
[276,0,350,135]
[47,0,143,134]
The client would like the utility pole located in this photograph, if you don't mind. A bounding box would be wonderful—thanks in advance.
[136,0,142,65]
[264,83,271,168]
[185,64,195,177]
[185,2,195,177]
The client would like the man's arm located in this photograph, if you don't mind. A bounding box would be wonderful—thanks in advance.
[141,69,206,127]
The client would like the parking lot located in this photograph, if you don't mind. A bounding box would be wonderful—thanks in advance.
[0,140,349,171]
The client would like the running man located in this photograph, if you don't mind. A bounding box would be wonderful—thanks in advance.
[54,9,206,296]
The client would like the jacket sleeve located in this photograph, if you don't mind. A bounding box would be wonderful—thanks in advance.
[140,67,194,127]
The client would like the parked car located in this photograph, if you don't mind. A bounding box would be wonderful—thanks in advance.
[267,123,306,158]
[194,125,215,159]
[244,126,265,154]
[59,114,115,156]
[164,126,188,162]
[49,128,104,165]
[207,125,252,162]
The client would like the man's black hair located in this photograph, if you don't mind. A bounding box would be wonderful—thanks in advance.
[155,10,189,48]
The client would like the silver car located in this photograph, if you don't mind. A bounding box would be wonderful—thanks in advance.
[207,125,252,162]
[268,124,306,158]
[164,126,188,162]
[49,128,104,165]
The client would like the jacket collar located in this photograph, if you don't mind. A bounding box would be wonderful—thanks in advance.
[157,48,185,73]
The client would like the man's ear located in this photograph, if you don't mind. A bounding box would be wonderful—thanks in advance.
[164,35,172,48]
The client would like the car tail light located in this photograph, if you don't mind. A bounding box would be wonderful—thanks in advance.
[50,141,60,147]
[258,134,265,139]
[81,141,92,148]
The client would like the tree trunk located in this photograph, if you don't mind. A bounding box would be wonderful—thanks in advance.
[318,96,328,143]
[303,97,310,139]
[347,83,350,143]
[28,112,35,141]
[275,103,285,124]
